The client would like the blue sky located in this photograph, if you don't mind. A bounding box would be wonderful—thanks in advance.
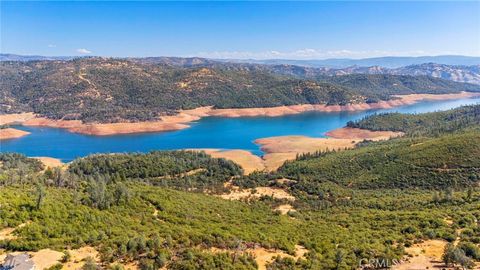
[1,1,479,59]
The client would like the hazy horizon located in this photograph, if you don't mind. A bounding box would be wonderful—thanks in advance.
[2,52,480,61]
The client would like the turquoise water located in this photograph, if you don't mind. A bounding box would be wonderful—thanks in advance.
[1,98,478,162]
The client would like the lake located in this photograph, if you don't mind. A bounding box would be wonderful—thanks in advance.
[1,98,478,162]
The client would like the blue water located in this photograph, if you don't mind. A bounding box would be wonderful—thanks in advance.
[1,98,478,162]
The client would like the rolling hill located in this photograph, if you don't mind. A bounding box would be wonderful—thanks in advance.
[1,57,478,123]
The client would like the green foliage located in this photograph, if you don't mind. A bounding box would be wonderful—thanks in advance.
[82,256,100,270]
[443,243,475,269]
[0,116,479,269]
[168,250,257,270]
[0,153,44,173]
[322,74,480,101]
[1,58,477,122]
[0,153,44,186]
[279,130,480,190]
[348,104,480,136]
[69,150,242,192]
[46,263,63,270]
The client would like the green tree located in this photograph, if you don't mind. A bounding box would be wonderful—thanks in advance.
[82,257,99,270]
[34,182,46,210]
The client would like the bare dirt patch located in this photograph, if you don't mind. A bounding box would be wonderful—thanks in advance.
[34,157,65,169]
[62,246,100,270]
[209,244,307,270]
[0,249,63,270]
[31,249,64,270]
[0,128,30,140]
[326,127,404,140]
[0,227,17,241]
[218,186,295,201]
[192,149,266,174]
[393,240,448,270]
[0,222,29,241]
[256,136,356,155]
[257,127,405,171]
[262,153,298,171]
[0,112,35,125]
[0,246,99,270]
[255,136,356,171]
[274,204,296,215]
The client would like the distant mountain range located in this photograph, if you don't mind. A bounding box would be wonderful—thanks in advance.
[1,54,480,84]
[268,63,480,85]
[3,53,479,67]
[225,55,480,68]
[0,53,76,62]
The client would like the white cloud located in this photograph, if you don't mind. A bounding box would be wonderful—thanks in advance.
[76,48,92,54]
[193,49,444,60]
[47,44,56,48]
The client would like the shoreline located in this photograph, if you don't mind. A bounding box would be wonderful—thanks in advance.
[0,128,31,140]
[254,127,403,171]
[0,91,478,136]
[12,127,402,174]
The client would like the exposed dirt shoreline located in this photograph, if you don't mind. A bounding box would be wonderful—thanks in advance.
[1,92,478,136]
[255,127,403,171]
[188,127,402,173]
[0,128,30,140]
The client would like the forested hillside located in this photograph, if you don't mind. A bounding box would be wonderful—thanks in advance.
[272,105,480,194]
[279,130,480,190]
[348,104,480,136]
[1,149,479,269]
[1,58,478,123]
[321,74,479,100]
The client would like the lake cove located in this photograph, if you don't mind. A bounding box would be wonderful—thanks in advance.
[0,97,478,162]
